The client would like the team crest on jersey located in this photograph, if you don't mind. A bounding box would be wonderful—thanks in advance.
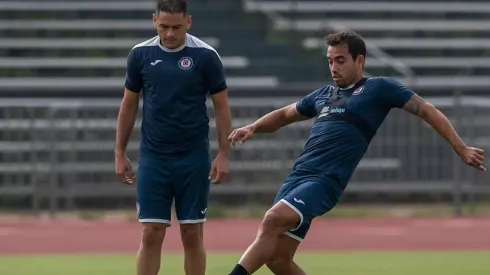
[178,57,193,70]
[353,86,364,95]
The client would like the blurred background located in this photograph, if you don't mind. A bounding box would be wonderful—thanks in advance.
[1,0,490,220]
[1,1,490,274]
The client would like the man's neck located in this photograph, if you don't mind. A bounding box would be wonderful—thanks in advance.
[340,74,366,90]
[351,74,366,85]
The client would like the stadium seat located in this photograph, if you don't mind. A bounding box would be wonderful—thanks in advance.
[0,38,220,49]
[0,77,279,90]
[0,0,279,89]
[303,38,490,50]
[274,20,490,32]
[0,57,249,69]
[242,0,490,86]
[244,0,490,13]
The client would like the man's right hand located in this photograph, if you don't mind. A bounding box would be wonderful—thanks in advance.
[115,152,135,184]
[228,125,255,147]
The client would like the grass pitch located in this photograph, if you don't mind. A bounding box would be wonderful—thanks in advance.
[1,252,489,275]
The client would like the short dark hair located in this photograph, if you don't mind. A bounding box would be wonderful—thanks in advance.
[156,0,187,15]
[325,31,367,61]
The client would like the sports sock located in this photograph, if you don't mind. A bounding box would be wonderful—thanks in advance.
[229,264,248,275]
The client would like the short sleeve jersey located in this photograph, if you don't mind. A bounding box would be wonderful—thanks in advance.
[291,77,415,186]
[125,34,227,156]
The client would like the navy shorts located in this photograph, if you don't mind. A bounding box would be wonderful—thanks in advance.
[136,147,211,225]
[272,175,342,241]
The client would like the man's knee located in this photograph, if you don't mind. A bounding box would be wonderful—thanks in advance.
[260,203,300,235]
[141,223,167,248]
[180,223,203,250]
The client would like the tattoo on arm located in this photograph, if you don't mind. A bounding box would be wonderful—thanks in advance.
[403,94,426,116]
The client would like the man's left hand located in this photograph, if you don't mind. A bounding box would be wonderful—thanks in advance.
[209,152,229,184]
[457,146,486,171]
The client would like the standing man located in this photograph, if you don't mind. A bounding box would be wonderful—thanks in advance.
[114,1,232,275]
[227,30,486,275]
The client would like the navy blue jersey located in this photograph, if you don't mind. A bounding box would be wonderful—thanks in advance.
[125,34,227,156]
[291,77,414,187]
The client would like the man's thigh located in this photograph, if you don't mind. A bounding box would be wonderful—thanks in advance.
[273,176,340,242]
[136,156,174,225]
[173,147,211,224]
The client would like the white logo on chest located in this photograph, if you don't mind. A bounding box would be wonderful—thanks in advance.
[150,60,162,66]
[318,106,345,118]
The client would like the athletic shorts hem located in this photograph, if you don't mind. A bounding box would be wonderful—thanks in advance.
[283,231,304,242]
[178,218,206,224]
[279,199,304,231]
[139,218,171,224]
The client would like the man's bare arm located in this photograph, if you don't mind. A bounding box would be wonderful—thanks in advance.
[115,88,140,156]
[402,94,466,153]
[250,103,311,134]
[228,103,312,146]
[211,89,232,154]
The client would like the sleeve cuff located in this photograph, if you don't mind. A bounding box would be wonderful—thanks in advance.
[209,82,228,95]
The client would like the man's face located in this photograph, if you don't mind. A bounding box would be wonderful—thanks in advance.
[153,12,191,49]
[326,44,363,88]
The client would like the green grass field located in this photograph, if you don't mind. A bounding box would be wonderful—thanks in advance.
[1,252,489,275]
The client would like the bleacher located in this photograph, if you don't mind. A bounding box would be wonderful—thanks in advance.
[0,0,280,92]
[243,0,490,89]
[3,0,490,92]
[1,0,489,210]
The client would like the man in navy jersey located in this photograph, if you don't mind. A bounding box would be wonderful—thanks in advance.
[227,31,486,275]
[114,1,231,274]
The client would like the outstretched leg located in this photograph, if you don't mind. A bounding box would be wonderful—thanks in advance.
[229,201,300,274]
[266,234,306,275]
[229,177,338,275]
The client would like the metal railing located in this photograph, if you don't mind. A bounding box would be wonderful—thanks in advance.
[0,96,489,217]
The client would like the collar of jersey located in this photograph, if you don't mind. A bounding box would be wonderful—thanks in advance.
[338,77,369,91]
[339,84,355,90]
[158,42,186,52]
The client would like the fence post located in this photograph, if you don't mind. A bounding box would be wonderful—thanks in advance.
[467,104,477,215]
[65,106,78,211]
[452,90,463,217]
[48,106,59,219]
[29,107,40,216]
